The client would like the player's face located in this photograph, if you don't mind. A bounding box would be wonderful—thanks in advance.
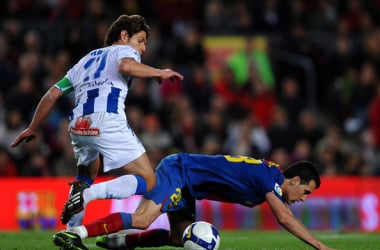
[126,31,147,55]
[284,177,316,205]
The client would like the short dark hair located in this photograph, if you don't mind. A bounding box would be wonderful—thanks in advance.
[104,14,150,46]
[283,161,321,189]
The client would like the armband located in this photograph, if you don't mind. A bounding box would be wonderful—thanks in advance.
[55,77,73,95]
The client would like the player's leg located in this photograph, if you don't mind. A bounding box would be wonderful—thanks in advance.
[54,197,161,249]
[102,190,197,249]
[71,154,151,208]
[81,114,156,201]
[96,198,165,249]
[102,209,196,249]
[61,139,101,226]
[62,113,155,224]
[167,209,195,246]
[64,156,102,228]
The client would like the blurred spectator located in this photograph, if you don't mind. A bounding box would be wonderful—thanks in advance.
[52,119,77,176]
[224,115,255,156]
[140,113,173,168]
[277,76,305,122]
[141,24,166,67]
[62,26,87,63]
[269,147,290,168]
[240,67,277,129]
[212,64,246,118]
[6,75,39,122]
[267,106,297,153]
[326,66,357,124]
[49,0,85,21]
[168,94,199,153]
[140,114,173,153]
[327,33,357,82]
[16,128,51,175]
[182,65,213,113]
[314,124,353,175]
[307,0,338,32]
[21,151,50,176]
[368,83,380,148]
[224,114,270,157]
[197,109,227,149]
[341,151,370,176]
[284,0,308,29]
[203,0,227,34]
[296,110,324,148]
[228,0,255,34]
[254,0,285,32]
[0,146,18,176]
[290,139,314,162]
[0,33,18,95]
[281,22,316,58]
[345,61,378,133]
[126,78,153,114]
[340,0,367,34]
[2,18,23,66]
[360,129,380,175]
[201,135,223,155]
[126,105,144,136]
[0,109,26,160]
[0,93,5,122]
[172,24,206,76]
[359,30,380,71]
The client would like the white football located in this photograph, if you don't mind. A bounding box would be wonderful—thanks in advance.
[182,221,220,250]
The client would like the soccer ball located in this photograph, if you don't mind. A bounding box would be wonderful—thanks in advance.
[182,221,220,250]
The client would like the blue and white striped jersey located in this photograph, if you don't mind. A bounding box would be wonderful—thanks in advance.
[55,45,140,121]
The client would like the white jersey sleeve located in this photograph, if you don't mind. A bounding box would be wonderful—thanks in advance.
[65,45,141,120]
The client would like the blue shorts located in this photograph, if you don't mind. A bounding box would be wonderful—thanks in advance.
[143,154,195,214]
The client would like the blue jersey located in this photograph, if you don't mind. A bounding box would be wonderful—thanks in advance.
[144,153,285,213]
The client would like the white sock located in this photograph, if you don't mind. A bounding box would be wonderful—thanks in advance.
[66,209,85,229]
[68,225,88,239]
[83,175,138,204]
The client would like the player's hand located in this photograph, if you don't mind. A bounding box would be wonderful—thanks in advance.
[11,128,36,147]
[156,69,184,84]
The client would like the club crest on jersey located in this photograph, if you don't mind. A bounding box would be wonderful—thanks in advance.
[274,183,283,196]
[70,116,100,136]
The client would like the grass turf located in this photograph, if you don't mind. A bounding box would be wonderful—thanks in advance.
[0,230,378,249]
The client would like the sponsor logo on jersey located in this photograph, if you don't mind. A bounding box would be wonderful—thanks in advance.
[70,116,100,136]
[274,183,283,196]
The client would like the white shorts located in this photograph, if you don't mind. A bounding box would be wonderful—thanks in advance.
[68,112,146,172]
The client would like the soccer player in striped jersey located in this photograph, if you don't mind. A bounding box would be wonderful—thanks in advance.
[53,153,335,250]
[11,14,183,228]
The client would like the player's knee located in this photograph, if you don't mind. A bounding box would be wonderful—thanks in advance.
[132,215,155,229]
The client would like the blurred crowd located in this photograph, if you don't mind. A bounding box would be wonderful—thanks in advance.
[1,0,380,177]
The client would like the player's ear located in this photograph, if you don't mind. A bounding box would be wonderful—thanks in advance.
[291,176,300,186]
[120,30,129,41]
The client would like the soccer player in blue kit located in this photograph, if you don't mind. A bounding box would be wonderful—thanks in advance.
[53,153,335,250]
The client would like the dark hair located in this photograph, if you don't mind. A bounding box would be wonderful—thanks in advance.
[104,14,150,46]
[283,161,321,189]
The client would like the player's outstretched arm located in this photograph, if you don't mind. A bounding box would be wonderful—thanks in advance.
[11,86,62,147]
[265,192,337,250]
[118,58,184,83]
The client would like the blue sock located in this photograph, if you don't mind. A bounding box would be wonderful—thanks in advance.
[120,212,132,229]
[134,175,147,195]
[76,174,94,186]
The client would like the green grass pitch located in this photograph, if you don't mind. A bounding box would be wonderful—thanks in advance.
[0,230,379,249]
